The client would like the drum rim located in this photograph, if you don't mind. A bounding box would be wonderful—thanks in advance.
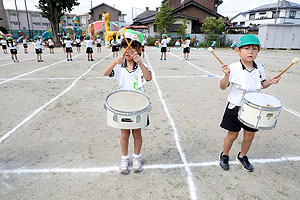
[243,91,282,110]
[104,90,151,115]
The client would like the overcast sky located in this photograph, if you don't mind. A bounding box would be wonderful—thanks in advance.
[4,0,300,23]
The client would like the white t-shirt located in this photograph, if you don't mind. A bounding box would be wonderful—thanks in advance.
[167,37,171,43]
[34,40,42,49]
[161,39,168,47]
[1,40,7,45]
[23,39,27,44]
[97,38,101,44]
[48,39,54,46]
[111,40,118,46]
[175,41,180,46]
[64,40,72,48]
[184,39,190,48]
[141,40,146,47]
[117,38,122,45]
[223,61,266,106]
[8,42,17,49]
[109,60,151,92]
[75,38,81,44]
[85,40,94,48]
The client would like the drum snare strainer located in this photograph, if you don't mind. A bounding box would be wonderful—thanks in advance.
[104,90,151,129]
[238,92,282,130]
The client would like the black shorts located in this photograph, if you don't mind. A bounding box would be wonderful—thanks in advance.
[167,43,170,47]
[220,103,259,132]
[35,48,42,54]
[161,47,167,52]
[49,45,54,49]
[10,49,17,54]
[183,47,190,53]
[2,45,7,50]
[62,43,66,48]
[66,47,73,53]
[86,47,93,54]
[112,46,119,52]
[23,44,28,48]
[142,46,145,52]
[76,43,81,47]
[97,43,101,47]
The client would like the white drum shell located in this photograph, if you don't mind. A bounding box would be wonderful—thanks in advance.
[238,92,282,130]
[104,90,151,129]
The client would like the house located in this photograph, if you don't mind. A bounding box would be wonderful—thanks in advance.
[132,0,224,36]
[89,3,126,23]
[230,0,300,27]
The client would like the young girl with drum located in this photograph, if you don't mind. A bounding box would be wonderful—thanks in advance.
[219,34,280,172]
[103,30,152,174]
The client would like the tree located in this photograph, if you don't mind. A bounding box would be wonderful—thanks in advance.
[155,0,175,34]
[176,18,188,39]
[201,17,225,46]
[37,0,79,45]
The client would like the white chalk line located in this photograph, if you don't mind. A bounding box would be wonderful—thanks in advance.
[0,54,52,67]
[145,53,197,200]
[0,53,111,143]
[0,54,82,85]
[1,156,299,175]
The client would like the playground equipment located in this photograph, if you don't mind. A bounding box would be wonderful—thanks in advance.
[72,16,81,37]
[42,30,53,40]
[59,16,66,36]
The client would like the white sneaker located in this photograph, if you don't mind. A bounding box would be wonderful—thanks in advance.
[132,157,143,173]
[120,157,130,174]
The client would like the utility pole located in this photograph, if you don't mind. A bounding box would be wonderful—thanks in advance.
[14,0,21,30]
[24,0,32,38]
[275,0,280,24]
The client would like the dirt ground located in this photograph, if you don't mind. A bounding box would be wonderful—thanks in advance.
[0,44,300,200]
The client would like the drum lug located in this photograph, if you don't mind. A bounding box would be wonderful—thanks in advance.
[257,116,261,120]
[113,114,118,122]
[136,115,141,123]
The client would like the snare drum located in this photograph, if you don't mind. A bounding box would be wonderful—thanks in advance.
[104,90,151,129]
[238,92,282,130]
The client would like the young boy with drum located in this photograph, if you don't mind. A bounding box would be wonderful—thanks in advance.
[103,30,152,174]
[219,34,280,172]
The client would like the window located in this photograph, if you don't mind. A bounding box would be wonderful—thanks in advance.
[10,12,17,16]
[32,14,40,17]
[42,23,50,26]
[11,21,19,25]
[33,22,41,26]
[99,14,102,20]
[290,11,296,18]
[68,23,72,26]
[240,22,245,26]
[272,11,279,18]
[249,13,255,20]
[259,12,266,15]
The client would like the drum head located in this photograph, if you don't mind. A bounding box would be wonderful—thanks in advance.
[106,90,150,113]
[244,92,282,107]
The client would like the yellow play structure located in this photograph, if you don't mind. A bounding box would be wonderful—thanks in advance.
[103,12,123,47]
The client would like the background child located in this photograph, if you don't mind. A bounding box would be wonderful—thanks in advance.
[47,36,55,54]
[166,34,171,52]
[23,36,28,54]
[1,36,8,54]
[60,36,66,54]
[182,35,191,60]
[33,36,43,62]
[7,37,19,62]
[103,30,152,174]
[160,34,168,60]
[111,34,119,58]
[75,35,81,53]
[84,35,94,61]
[64,36,73,61]
[175,40,180,49]
[219,34,280,172]
[96,35,102,53]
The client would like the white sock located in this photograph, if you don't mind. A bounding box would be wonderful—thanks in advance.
[132,153,141,158]
[121,155,129,159]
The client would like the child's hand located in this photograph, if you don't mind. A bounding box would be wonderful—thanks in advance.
[222,64,230,76]
[114,56,124,65]
[133,52,142,64]
[269,76,280,84]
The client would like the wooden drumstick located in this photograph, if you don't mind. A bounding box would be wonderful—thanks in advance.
[207,47,224,65]
[119,29,129,45]
[275,57,299,78]
[122,34,137,57]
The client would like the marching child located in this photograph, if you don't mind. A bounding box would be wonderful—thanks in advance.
[182,35,191,60]
[166,34,171,52]
[61,36,66,54]
[33,36,44,62]
[219,34,280,172]
[23,36,29,54]
[96,35,102,53]
[47,36,55,54]
[111,34,119,58]
[84,35,94,61]
[103,30,152,174]
[75,35,81,53]
[64,36,73,61]
[160,34,168,60]
[7,37,19,62]
[1,36,8,54]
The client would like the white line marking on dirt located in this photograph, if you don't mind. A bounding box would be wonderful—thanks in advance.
[0,54,51,67]
[145,53,197,200]
[283,107,300,118]
[0,54,82,85]
[1,156,299,175]
[0,53,111,143]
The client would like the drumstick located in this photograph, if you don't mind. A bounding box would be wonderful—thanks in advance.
[275,57,299,78]
[122,34,137,57]
[207,47,224,65]
[119,29,129,45]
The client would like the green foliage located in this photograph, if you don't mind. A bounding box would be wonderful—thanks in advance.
[201,17,225,35]
[176,18,188,38]
[0,26,8,34]
[155,0,176,34]
[147,36,159,46]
